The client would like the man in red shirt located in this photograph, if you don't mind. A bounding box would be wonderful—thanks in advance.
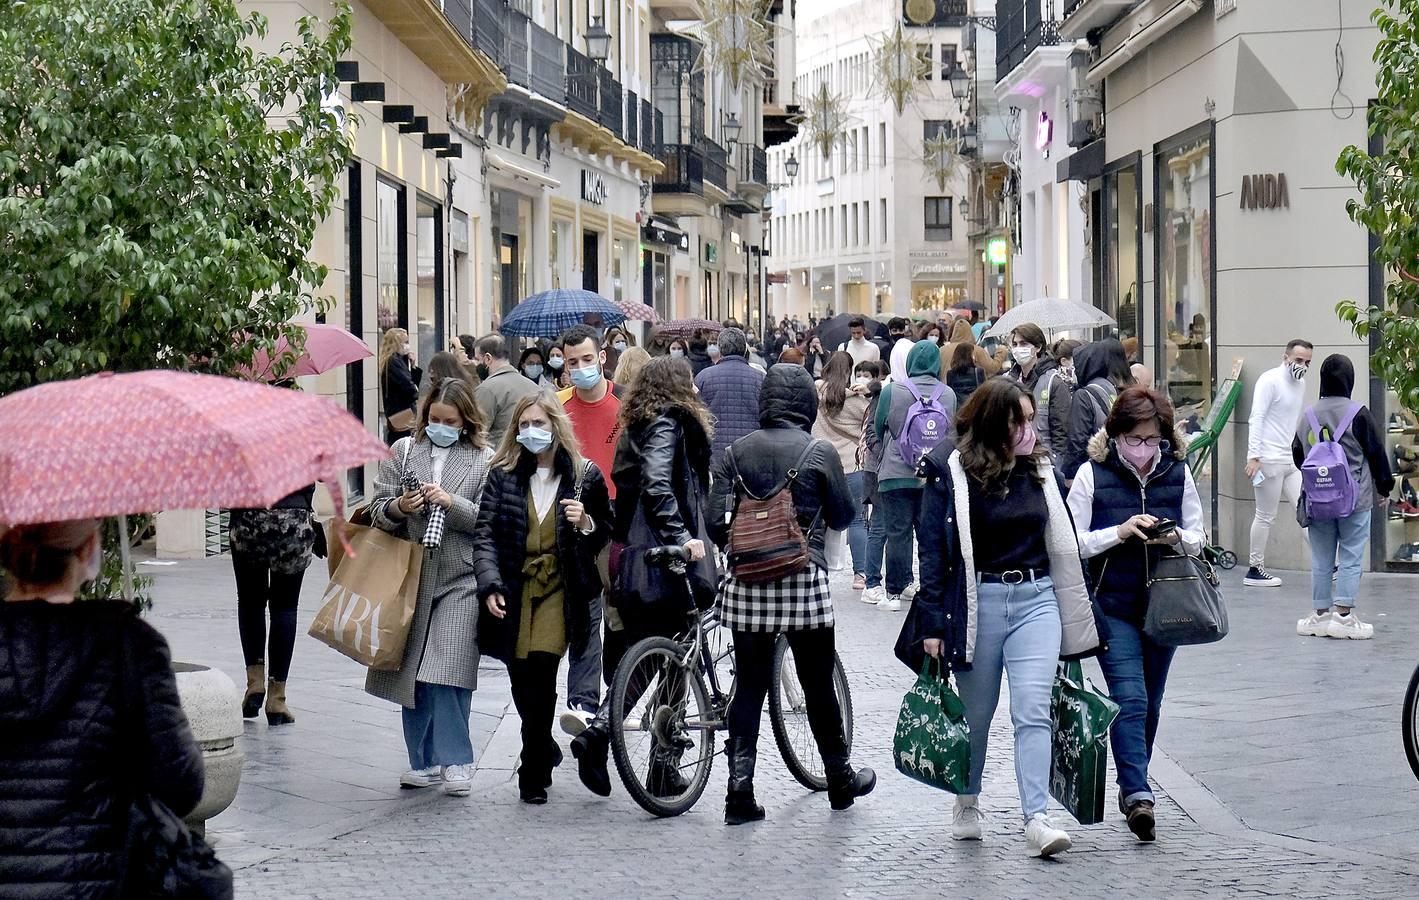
[553,325,622,741]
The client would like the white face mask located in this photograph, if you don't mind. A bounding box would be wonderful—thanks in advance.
[853,376,870,387]
[1011,345,1037,365]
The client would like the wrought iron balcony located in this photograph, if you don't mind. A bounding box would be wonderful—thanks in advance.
[565,45,600,120]
[505,8,531,89]
[470,0,505,66]
[738,143,767,186]
[599,69,624,138]
[641,98,658,153]
[528,22,563,101]
[625,90,639,147]
[654,144,705,195]
[704,140,728,191]
[996,0,1067,80]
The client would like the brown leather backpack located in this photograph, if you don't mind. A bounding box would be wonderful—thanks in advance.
[725,440,818,583]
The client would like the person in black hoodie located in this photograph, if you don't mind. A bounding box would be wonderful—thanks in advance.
[707,364,875,825]
[1062,339,1133,480]
[0,519,208,897]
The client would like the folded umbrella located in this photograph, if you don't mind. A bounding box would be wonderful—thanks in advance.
[499,288,628,339]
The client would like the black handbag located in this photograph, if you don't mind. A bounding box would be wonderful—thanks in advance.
[118,626,234,900]
[1143,548,1229,647]
[610,466,718,617]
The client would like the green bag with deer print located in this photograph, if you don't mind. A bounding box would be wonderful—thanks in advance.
[893,659,972,794]
[1048,660,1121,825]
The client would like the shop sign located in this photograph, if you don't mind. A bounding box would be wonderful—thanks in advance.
[767,272,789,285]
[1036,111,1053,159]
[1240,173,1289,210]
[643,222,690,251]
[987,238,1009,266]
[839,264,867,284]
[910,261,967,278]
[704,241,718,264]
[580,170,608,206]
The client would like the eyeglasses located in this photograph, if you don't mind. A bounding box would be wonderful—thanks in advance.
[1121,435,1162,448]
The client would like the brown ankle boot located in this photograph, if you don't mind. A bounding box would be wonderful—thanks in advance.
[265,680,295,726]
[242,664,265,719]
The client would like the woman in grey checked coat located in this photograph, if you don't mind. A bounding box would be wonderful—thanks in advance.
[706,363,876,826]
[366,378,493,798]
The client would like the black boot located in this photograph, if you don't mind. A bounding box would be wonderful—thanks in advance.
[647,743,692,798]
[570,716,612,797]
[724,736,765,826]
[825,759,877,811]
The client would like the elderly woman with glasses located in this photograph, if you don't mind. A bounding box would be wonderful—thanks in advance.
[1066,386,1205,845]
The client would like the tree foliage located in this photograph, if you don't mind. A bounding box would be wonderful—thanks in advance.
[0,0,353,392]
[1337,0,1419,411]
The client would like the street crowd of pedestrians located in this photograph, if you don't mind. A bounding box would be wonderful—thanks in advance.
[1,308,1391,895]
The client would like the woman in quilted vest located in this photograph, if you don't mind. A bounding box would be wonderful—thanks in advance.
[1066,387,1206,843]
[0,520,206,897]
[475,394,612,804]
[904,378,1103,857]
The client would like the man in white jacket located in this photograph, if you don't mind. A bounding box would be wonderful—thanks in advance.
[1244,339,1313,587]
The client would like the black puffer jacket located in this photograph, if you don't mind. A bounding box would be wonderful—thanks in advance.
[1063,341,1120,479]
[707,364,856,569]
[0,601,204,899]
[472,448,612,663]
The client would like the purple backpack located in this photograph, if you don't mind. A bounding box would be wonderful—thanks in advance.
[1301,404,1361,521]
[896,380,951,469]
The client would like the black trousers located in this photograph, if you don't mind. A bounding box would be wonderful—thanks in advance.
[509,652,562,786]
[728,628,848,765]
[233,553,305,682]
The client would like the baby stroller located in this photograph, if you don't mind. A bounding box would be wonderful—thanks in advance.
[1180,370,1245,570]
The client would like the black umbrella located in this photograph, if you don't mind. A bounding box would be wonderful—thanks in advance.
[951,300,986,312]
[815,313,889,354]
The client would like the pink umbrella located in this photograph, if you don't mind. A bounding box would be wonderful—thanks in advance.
[242,323,372,381]
[654,318,723,339]
[615,299,660,323]
[0,371,389,527]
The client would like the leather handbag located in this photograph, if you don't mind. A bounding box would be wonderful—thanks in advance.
[724,440,816,583]
[387,407,417,432]
[1143,548,1229,646]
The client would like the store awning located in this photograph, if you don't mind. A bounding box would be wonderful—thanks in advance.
[1057,139,1105,183]
[642,216,690,251]
[485,151,560,190]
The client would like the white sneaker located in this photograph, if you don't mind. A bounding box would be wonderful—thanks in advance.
[1024,813,1072,858]
[901,583,919,603]
[1296,611,1331,637]
[399,766,441,789]
[877,594,902,612]
[952,796,983,841]
[1326,611,1375,640]
[559,708,593,737]
[862,585,886,604]
[441,764,473,797]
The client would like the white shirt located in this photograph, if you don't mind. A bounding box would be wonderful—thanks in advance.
[430,444,451,483]
[839,337,881,367]
[1248,364,1306,463]
[530,464,595,532]
[1066,456,1207,558]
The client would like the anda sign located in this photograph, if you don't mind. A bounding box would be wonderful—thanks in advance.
[1240,173,1288,211]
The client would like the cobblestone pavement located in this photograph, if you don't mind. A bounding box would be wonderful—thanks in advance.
[142,552,1419,896]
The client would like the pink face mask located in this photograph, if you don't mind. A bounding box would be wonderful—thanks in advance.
[1117,439,1160,472]
[1012,424,1038,457]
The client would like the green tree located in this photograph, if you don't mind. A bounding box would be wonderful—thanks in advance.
[1337,0,1419,408]
[0,0,353,392]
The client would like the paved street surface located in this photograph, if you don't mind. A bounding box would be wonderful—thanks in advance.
[141,550,1419,897]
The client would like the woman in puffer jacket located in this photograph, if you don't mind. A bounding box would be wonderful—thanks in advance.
[0,519,207,899]
[897,378,1104,858]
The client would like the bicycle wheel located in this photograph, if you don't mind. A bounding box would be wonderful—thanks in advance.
[769,635,854,792]
[609,636,716,817]
[1404,661,1419,782]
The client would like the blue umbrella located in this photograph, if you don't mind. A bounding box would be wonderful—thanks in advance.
[499,288,627,338]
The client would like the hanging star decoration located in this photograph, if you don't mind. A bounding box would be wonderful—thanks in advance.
[696,0,774,91]
[924,132,960,191]
[869,22,931,116]
[791,81,852,160]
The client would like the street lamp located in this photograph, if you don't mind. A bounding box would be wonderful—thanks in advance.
[784,152,800,179]
[585,15,611,62]
[723,111,742,145]
[948,67,970,103]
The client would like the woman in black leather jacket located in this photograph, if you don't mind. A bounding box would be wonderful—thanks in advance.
[706,364,875,825]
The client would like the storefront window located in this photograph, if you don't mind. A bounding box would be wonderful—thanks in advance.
[375,177,405,341]
[911,283,966,312]
[492,189,534,320]
[345,163,364,500]
[612,238,627,301]
[550,221,562,289]
[415,195,442,389]
[1104,160,1140,344]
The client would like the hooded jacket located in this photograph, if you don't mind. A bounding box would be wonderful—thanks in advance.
[1291,355,1393,513]
[0,601,204,899]
[707,365,856,570]
[1063,342,1121,479]
[874,341,957,490]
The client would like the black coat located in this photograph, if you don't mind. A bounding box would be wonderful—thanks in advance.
[0,601,204,899]
[472,448,612,663]
[381,353,420,422]
[707,364,856,570]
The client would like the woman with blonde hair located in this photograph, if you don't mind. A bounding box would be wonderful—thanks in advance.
[940,317,1002,382]
[379,327,422,445]
[367,377,493,797]
[612,345,652,391]
[475,394,613,803]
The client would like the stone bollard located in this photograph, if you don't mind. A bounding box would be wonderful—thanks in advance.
[172,662,244,837]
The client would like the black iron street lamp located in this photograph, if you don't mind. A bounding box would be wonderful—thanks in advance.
[723,111,742,145]
[784,152,800,179]
[585,15,611,62]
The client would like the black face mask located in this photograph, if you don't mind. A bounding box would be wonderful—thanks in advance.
[475,363,490,381]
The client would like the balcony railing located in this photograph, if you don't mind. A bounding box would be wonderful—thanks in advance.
[625,90,639,147]
[641,99,660,153]
[704,140,728,191]
[738,143,767,186]
[653,144,705,195]
[1063,0,1085,13]
[529,22,563,101]
[505,9,531,89]
[565,45,600,120]
[599,69,624,138]
[470,0,505,66]
[996,0,1066,80]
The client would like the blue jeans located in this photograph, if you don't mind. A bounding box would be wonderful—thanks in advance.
[878,488,922,596]
[566,594,603,711]
[954,576,1062,821]
[864,494,887,588]
[846,471,869,576]
[1095,613,1175,808]
[1307,507,1371,612]
[401,680,475,770]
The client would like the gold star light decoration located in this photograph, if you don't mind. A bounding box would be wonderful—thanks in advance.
[696,0,774,91]
[791,81,853,160]
[924,132,961,191]
[869,22,931,116]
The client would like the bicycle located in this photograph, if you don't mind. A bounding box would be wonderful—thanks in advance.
[1404,661,1419,781]
[607,545,854,817]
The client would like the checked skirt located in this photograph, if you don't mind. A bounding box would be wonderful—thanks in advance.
[717,564,834,633]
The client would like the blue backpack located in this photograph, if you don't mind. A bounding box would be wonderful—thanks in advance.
[896,380,951,468]
[1301,404,1361,521]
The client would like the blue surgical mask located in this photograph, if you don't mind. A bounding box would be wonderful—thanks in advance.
[613,340,628,352]
[425,422,460,447]
[670,349,685,358]
[548,356,564,370]
[570,363,603,390]
[524,364,544,381]
[516,426,554,454]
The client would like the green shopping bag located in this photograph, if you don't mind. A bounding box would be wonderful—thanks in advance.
[1049,660,1121,825]
[893,659,972,794]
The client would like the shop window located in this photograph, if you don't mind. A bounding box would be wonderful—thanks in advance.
[375,175,407,418]
[344,162,364,501]
[612,238,627,301]
[924,196,953,242]
[415,195,443,390]
[1103,158,1141,344]
[550,221,562,289]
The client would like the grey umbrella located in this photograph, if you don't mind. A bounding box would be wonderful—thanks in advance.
[982,297,1116,338]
